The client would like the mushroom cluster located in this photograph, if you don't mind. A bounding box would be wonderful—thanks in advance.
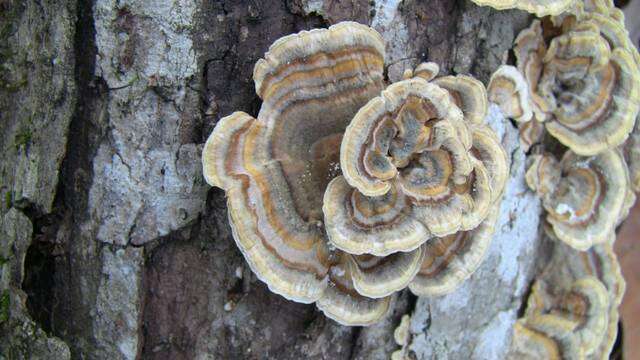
[483,0,640,253]
[483,2,636,358]
[202,22,508,325]
[509,242,624,359]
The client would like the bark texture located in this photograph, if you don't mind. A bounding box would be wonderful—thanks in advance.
[0,1,547,359]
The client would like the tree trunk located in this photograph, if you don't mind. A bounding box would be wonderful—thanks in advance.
[0,1,546,359]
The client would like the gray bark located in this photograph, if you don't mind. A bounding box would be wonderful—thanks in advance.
[0,1,546,359]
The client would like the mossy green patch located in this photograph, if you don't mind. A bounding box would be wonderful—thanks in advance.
[0,290,9,324]
[5,190,12,209]
[14,129,32,150]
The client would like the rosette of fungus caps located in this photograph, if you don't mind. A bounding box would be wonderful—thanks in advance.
[203,22,509,326]
[326,64,508,297]
[469,0,576,16]
[509,242,625,359]
[514,18,640,156]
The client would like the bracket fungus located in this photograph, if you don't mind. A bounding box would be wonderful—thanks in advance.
[469,0,576,17]
[514,15,640,156]
[525,150,629,251]
[203,22,509,325]
[510,242,625,359]
[488,65,533,123]
[327,63,508,294]
[203,22,392,325]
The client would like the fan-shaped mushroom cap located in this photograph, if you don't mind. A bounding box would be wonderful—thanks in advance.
[203,22,392,324]
[470,124,510,204]
[511,315,585,360]
[433,75,488,126]
[529,277,609,355]
[413,62,440,82]
[316,255,391,326]
[488,65,533,123]
[323,177,431,256]
[348,246,425,298]
[469,0,576,16]
[514,20,552,123]
[511,241,625,360]
[526,150,629,251]
[408,205,498,296]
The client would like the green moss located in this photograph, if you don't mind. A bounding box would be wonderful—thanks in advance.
[5,190,12,209]
[1,77,27,93]
[0,290,9,324]
[14,129,32,150]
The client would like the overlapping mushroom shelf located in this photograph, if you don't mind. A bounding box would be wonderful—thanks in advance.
[481,0,640,255]
[509,241,625,359]
[512,1,640,157]
[476,2,638,358]
[202,22,509,326]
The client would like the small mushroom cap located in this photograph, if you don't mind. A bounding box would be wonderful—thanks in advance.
[471,124,510,204]
[323,176,431,256]
[525,154,561,199]
[511,315,585,360]
[527,277,610,356]
[530,150,629,251]
[510,320,571,360]
[518,119,545,153]
[514,20,550,122]
[348,246,425,298]
[433,75,488,125]
[488,65,533,123]
[316,256,391,326]
[469,0,576,16]
[394,314,411,346]
[408,205,498,296]
[316,285,391,326]
[202,22,386,305]
[253,21,385,101]
[513,240,625,360]
[413,62,440,82]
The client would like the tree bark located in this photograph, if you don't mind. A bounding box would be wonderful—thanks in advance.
[0,1,546,359]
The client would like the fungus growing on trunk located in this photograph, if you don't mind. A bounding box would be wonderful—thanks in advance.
[513,15,640,156]
[525,150,629,251]
[203,22,390,324]
[510,242,625,359]
[203,22,509,326]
